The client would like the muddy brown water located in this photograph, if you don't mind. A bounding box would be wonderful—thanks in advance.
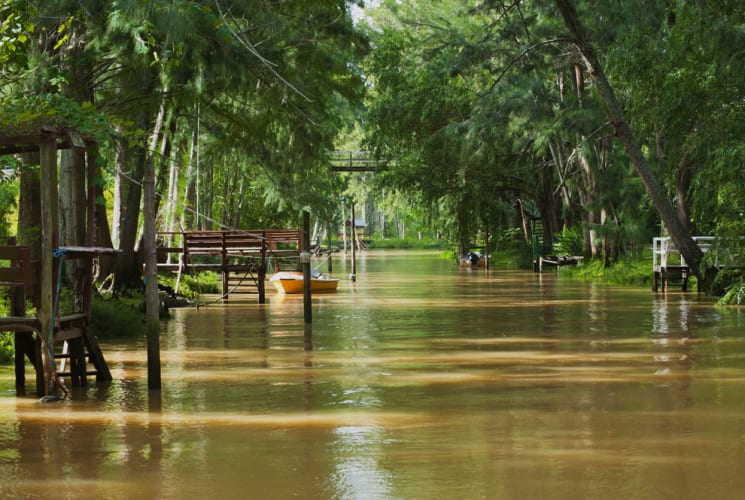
[2,250,745,499]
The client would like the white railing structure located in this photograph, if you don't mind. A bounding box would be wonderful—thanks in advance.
[652,236,716,292]
[652,236,714,271]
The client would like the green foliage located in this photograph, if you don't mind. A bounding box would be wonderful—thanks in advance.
[553,228,584,257]
[87,293,145,340]
[367,237,446,250]
[719,282,745,306]
[0,93,114,146]
[0,165,19,240]
[0,0,34,68]
[560,256,653,287]
[710,270,745,303]
[0,332,12,363]
[158,271,220,298]
[488,228,532,269]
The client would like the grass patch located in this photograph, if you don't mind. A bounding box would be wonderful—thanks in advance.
[557,256,653,287]
[158,271,220,298]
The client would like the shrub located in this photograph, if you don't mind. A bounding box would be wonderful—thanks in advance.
[87,293,145,340]
[0,332,12,363]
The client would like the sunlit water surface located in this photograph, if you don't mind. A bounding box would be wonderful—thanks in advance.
[2,251,745,499]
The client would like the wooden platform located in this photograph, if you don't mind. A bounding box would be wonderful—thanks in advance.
[156,229,303,303]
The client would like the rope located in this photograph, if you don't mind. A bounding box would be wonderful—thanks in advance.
[192,255,260,308]
[116,167,237,232]
[43,248,70,398]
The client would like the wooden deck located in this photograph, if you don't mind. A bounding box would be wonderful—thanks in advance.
[156,229,302,302]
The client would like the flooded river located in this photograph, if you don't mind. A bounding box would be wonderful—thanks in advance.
[2,250,745,499]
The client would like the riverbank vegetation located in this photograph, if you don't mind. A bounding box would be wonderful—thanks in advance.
[0,0,743,355]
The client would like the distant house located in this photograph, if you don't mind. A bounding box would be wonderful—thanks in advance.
[339,218,370,248]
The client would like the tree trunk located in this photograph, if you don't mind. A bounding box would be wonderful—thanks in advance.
[164,139,183,261]
[59,149,87,288]
[554,0,707,284]
[232,176,245,229]
[675,154,693,233]
[114,141,146,289]
[181,124,198,232]
[536,164,559,254]
[18,153,42,260]
[548,139,575,230]
[153,112,175,217]
[112,128,126,248]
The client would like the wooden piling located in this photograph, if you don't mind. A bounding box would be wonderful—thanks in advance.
[39,137,57,395]
[302,211,312,325]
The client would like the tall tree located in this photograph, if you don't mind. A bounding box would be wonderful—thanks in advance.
[552,0,707,283]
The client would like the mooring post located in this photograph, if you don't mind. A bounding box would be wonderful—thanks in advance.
[326,222,333,273]
[302,210,312,325]
[350,203,357,282]
[144,156,161,390]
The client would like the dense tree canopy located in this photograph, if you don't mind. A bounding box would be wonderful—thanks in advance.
[1,0,744,295]
[360,0,745,291]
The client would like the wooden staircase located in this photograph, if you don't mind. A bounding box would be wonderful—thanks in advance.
[54,329,112,387]
[223,267,262,299]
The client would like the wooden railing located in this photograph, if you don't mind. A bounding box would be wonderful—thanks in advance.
[155,229,303,302]
[157,229,302,269]
[652,236,713,271]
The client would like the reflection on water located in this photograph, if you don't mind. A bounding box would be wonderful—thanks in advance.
[2,250,745,499]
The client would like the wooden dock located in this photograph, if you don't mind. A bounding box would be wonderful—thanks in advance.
[652,236,713,292]
[156,229,302,303]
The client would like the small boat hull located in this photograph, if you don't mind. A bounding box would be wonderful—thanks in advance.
[270,271,339,294]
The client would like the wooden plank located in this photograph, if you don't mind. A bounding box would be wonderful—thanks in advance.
[84,334,112,381]
[0,317,41,330]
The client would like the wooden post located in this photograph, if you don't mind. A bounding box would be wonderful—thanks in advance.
[302,211,312,325]
[300,210,313,325]
[69,337,86,387]
[326,221,333,273]
[258,231,266,304]
[350,203,357,281]
[342,200,348,253]
[484,229,490,270]
[39,138,57,396]
[221,232,229,301]
[143,155,161,390]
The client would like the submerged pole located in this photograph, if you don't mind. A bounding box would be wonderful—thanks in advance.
[302,210,312,324]
[326,221,333,273]
[350,203,357,282]
[144,157,161,390]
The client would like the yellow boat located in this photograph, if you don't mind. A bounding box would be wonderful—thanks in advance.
[270,271,339,294]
